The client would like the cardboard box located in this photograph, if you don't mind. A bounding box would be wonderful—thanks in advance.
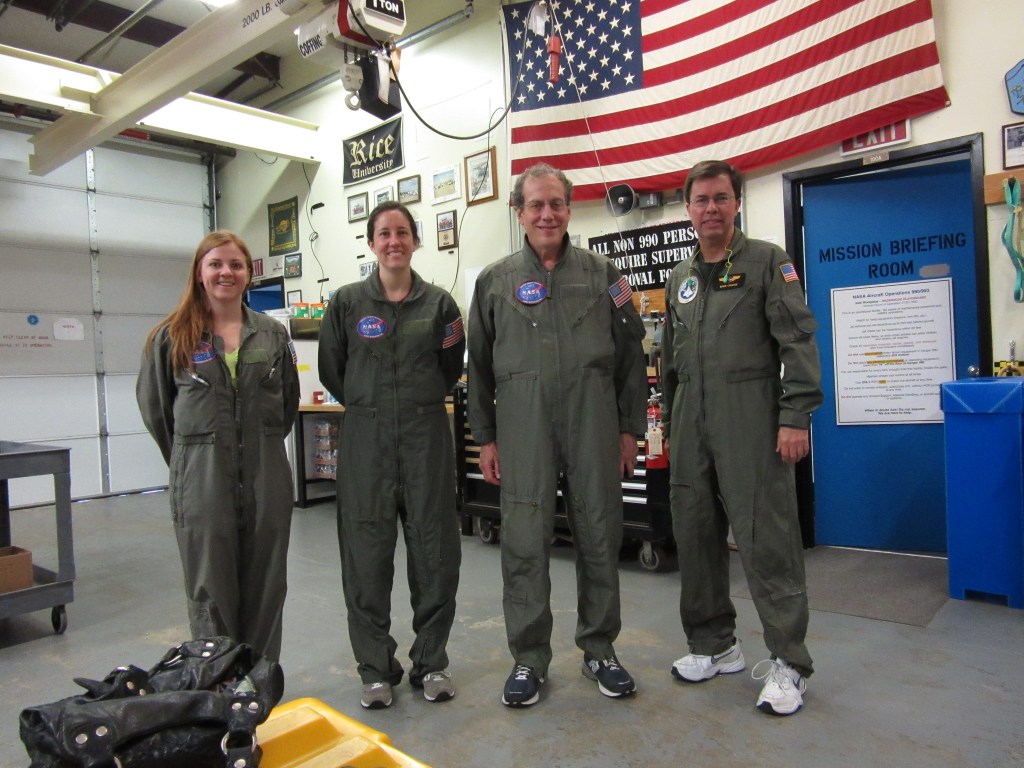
[0,546,33,594]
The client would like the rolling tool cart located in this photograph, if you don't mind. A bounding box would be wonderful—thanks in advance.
[0,440,74,633]
[453,382,674,571]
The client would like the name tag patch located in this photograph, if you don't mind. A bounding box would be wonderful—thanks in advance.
[714,273,745,290]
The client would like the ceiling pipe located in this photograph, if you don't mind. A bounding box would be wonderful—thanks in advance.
[76,0,167,64]
[394,1,473,49]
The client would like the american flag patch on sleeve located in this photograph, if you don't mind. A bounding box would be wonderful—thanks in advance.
[780,263,800,283]
[288,340,297,365]
[442,317,464,349]
[608,276,632,308]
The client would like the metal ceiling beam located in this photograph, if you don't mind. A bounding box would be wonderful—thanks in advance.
[0,43,322,167]
[11,0,281,82]
[27,0,324,175]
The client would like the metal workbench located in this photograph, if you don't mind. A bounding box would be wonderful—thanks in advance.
[0,440,74,633]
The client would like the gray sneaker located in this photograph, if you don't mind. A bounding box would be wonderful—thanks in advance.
[360,681,393,709]
[421,670,455,702]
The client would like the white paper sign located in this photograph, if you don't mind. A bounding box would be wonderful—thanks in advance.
[53,317,85,341]
[831,279,955,425]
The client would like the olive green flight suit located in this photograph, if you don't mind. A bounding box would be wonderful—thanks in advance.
[467,236,647,677]
[318,269,465,686]
[137,307,300,661]
[661,230,822,676]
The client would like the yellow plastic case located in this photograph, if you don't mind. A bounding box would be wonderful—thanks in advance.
[257,698,431,768]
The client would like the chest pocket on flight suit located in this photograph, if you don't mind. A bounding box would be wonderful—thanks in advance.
[399,316,445,407]
[561,282,615,370]
[173,369,218,438]
[254,350,287,429]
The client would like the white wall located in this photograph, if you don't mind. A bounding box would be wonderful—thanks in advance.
[215,0,1023,369]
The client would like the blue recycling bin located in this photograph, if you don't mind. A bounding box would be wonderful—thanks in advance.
[940,378,1024,608]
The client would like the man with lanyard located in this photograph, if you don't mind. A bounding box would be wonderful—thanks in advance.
[661,160,823,716]
[467,163,647,707]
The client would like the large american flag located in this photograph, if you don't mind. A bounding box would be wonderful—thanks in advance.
[502,0,950,201]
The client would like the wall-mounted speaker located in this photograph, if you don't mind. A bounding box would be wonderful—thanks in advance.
[606,184,638,217]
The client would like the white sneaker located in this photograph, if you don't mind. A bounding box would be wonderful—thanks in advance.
[752,659,806,716]
[671,642,746,682]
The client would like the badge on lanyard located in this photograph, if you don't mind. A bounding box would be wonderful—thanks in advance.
[516,281,547,305]
[714,273,745,290]
[357,315,388,339]
[191,341,216,365]
[677,275,699,304]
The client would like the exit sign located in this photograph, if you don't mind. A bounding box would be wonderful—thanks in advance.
[840,120,911,156]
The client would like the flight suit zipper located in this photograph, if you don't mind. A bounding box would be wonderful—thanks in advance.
[695,261,715,450]
[228,345,245,526]
[388,301,404,498]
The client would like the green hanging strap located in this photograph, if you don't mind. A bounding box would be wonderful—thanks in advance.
[1002,177,1024,303]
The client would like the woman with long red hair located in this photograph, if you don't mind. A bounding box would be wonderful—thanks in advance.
[137,230,299,661]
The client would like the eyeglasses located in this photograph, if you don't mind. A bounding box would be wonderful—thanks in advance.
[523,199,568,213]
[688,194,735,209]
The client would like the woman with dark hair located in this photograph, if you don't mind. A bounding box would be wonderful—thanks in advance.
[137,230,300,661]
[319,202,465,709]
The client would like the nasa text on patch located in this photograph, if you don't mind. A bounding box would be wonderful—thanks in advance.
[357,315,388,339]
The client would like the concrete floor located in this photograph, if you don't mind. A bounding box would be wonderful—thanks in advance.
[1,490,1022,768]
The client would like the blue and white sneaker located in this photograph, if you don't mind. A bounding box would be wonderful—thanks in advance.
[502,664,543,707]
[582,655,637,698]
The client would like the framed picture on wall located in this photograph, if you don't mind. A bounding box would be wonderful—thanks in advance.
[374,185,393,206]
[436,210,458,249]
[286,289,302,305]
[1003,122,1024,169]
[348,192,369,222]
[431,164,461,205]
[464,146,498,206]
[284,253,302,278]
[398,174,421,204]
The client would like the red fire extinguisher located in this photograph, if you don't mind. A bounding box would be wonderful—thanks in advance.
[646,392,669,469]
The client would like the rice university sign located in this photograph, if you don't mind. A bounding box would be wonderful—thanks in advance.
[343,116,404,185]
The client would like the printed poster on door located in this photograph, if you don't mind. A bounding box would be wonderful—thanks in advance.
[831,278,955,425]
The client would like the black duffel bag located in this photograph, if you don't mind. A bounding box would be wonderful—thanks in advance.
[19,636,284,768]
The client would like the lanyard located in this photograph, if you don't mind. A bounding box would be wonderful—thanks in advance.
[1002,177,1024,303]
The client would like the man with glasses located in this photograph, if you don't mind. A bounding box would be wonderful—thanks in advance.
[467,163,647,707]
[661,160,822,716]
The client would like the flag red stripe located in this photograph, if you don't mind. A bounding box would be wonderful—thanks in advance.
[567,89,948,201]
[513,46,943,175]
[645,0,932,89]
[643,0,868,61]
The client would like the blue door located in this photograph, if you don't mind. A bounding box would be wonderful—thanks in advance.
[801,158,980,552]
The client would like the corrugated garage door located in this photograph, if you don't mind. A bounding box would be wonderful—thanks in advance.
[0,123,209,506]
